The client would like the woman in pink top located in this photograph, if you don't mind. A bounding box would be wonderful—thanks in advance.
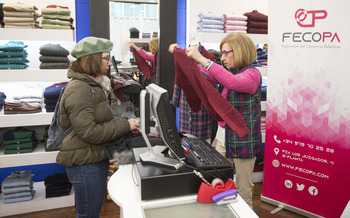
[169,33,262,208]
[130,38,159,84]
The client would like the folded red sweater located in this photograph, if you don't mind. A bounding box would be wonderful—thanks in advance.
[173,48,249,138]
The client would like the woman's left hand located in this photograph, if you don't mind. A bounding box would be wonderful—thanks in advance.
[186,46,202,61]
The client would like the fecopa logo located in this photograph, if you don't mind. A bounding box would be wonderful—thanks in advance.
[295,9,327,28]
[282,8,340,43]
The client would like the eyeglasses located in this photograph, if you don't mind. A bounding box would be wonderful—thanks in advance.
[220,50,233,57]
[102,56,110,62]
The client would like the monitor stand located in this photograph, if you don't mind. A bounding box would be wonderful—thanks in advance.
[139,145,183,170]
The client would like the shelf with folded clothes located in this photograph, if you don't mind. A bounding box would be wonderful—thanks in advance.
[192,32,268,44]
[0,28,75,41]
[0,143,57,168]
[1,69,69,82]
[0,181,74,217]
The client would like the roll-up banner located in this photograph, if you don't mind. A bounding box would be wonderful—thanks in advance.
[262,0,350,217]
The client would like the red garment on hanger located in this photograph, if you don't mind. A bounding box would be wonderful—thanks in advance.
[173,48,249,138]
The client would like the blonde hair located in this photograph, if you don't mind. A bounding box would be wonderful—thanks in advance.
[149,38,159,51]
[220,33,257,68]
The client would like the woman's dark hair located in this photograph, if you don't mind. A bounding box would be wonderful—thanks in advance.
[70,53,104,76]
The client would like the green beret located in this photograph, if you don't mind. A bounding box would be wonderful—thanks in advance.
[71,36,113,58]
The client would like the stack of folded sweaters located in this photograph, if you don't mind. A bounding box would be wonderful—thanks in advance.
[244,10,268,34]
[43,82,68,112]
[1,170,35,204]
[1,2,40,29]
[129,27,140,38]
[44,173,72,198]
[197,11,224,33]
[41,5,74,30]
[223,13,248,33]
[0,41,29,69]
[1,127,38,155]
[39,44,70,70]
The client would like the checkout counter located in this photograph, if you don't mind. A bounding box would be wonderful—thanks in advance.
[107,164,259,218]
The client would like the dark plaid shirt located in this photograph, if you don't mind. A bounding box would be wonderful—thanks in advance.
[171,83,213,139]
[225,66,263,158]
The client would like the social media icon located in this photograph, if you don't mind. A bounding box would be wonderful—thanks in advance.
[285,180,293,188]
[308,186,318,196]
[296,183,305,191]
[272,159,280,167]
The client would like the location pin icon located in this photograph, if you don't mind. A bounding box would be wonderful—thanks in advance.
[274,148,279,155]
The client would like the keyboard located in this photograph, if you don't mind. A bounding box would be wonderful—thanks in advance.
[181,137,233,170]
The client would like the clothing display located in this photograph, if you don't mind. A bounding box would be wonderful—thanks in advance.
[2,2,40,29]
[44,173,72,198]
[43,82,68,112]
[223,13,248,33]
[1,170,35,204]
[197,11,224,33]
[0,41,29,69]
[244,10,268,34]
[1,127,38,154]
[39,43,70,69]
[41,5,74,30]
[129,27,140,38]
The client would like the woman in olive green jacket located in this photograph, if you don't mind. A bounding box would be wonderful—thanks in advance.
[56,36,140,218]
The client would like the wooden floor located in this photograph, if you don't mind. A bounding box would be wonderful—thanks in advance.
[4,182,306,218]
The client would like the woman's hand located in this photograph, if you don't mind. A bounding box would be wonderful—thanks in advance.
[168,43,179,54]
[128,118,140,131]
[186,46,208,67]
[186,46,202,60]
[129,43,140,51]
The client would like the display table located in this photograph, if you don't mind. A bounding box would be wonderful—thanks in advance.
[107,164,259,218]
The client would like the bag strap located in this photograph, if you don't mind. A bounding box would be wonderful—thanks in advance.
[68,80,95,101]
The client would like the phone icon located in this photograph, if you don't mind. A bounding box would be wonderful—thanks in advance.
[274,135,281,144]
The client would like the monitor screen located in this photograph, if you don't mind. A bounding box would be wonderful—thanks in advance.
[139,84,184,169]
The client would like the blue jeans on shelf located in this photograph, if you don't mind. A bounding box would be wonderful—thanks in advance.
[66,160,109,218]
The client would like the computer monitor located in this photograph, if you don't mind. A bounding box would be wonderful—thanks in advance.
[139,84,184,169]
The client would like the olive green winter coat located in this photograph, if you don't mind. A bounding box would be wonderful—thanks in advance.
[56,69,130,167]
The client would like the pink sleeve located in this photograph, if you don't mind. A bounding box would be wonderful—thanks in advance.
[138,49,154,63]
[198,65,220,84]
[207,63,261,95]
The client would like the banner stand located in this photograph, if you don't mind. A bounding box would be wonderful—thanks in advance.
[261,196,323,218]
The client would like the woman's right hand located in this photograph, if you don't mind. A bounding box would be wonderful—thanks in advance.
[129,43,139,51]
[128,118,140,131]
[168,43,179,54]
